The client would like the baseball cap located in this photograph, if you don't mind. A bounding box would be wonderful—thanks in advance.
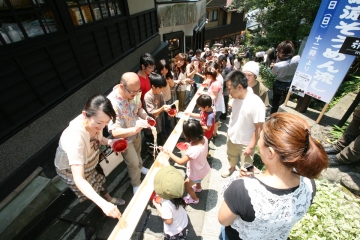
[154,166,184,200]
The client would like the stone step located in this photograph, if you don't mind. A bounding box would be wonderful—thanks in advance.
[0,175,61,239]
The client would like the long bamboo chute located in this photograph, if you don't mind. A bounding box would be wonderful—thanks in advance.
[108,86,204,240]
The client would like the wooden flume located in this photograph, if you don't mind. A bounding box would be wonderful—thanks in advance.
[108,87,203,240]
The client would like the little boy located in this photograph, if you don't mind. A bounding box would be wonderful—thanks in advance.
[144,73,170,148]
[188,94,215,140]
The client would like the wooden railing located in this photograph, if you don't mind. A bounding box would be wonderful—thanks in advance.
[108,86,203,240]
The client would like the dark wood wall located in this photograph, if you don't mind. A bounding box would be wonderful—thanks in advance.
[0,1,158,145]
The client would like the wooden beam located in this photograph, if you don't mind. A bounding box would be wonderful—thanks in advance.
[108,87,203,240]
[0,167,43,211]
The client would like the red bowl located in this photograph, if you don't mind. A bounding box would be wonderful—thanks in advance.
[147,119,156,126]
[112,139,128,152]
[167,109,177,117]
[176,142,188,151]
[150,191,157,201]
[201,83,207,87]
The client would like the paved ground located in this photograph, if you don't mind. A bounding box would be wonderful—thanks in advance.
[15,116,231,240]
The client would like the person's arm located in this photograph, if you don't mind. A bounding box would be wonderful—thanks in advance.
[111,126,140,138]
[244,122,263,156]
[137,107,149,119]
[167,151,190,165]
[166,77,175,88]
[189,112,200,118]
[71,165,121,218]
[218,200,237,226]
[186,65,197,79]
[153,200,173,225]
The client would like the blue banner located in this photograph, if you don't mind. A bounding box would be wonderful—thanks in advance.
[290,0,360,103]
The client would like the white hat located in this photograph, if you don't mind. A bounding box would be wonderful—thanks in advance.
[242,61,259,78]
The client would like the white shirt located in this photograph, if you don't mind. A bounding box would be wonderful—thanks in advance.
[161,199,188,236]
[234,59,241,70]
[228,88,265,145]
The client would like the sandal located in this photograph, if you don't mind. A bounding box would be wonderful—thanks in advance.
[183,195,199,204]
[110,197,125,205]
[192,185,202,193]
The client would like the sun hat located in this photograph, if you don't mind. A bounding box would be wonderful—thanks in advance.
[242,61,259,78]
[154,166,184,200]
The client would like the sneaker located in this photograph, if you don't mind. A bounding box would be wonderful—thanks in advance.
[133,186,139,194]
[221,168,235,178]
[141,167,149,175]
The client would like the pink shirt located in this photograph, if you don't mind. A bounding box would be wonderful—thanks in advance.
[185,137,210,181]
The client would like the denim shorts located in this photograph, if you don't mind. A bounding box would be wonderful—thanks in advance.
[191,179,203,184]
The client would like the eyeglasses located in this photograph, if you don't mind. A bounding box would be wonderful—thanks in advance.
[123,85,142,95]
[147,66,155,70]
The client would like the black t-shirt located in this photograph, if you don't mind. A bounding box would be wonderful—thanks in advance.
[223,177,316,240]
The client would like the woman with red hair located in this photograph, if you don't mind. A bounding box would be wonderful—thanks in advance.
[218,112,328,240]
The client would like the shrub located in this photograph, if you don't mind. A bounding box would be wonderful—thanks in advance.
[290,180,360,239]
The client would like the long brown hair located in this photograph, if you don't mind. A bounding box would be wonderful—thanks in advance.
[174,53,187,75]
[263,112,328,178]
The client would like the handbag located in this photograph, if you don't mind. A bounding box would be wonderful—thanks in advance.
[99,146,124,176]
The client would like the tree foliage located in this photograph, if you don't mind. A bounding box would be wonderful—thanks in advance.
[228,0,322,50]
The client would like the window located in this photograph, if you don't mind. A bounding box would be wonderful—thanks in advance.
[210,10,218,22]
[0,0,58,46]
[66,0,123,26]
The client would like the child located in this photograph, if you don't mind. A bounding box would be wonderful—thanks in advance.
[161,119,210,204]
[144,72,171,148]
[153,166,188,240]
[186,94,215,140]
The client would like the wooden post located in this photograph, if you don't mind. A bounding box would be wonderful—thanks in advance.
[315,103,329,124]
[283,91,291,106]
[108,87,203,240]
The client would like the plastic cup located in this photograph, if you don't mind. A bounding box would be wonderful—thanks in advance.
[167,109,177,117]
[112,139,128,152]
[147,118,156,126]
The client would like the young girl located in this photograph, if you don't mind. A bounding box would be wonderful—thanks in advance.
[204,64,225,137]
[161,119,211,204]
[153,165,188,240]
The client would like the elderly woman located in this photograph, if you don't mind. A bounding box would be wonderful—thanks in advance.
[54,94,125,219]
[218,112,328,240]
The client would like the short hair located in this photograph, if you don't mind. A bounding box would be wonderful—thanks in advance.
[277,40,295,58]
[140,53,155,69]
[156,59,173,80]
[183,119,204,142]
[225,70,248,89]
[84,94,116,123]
[218,55,227,62]
[195,49,202,54]
[196,94,212,108]
[149,72,167,88]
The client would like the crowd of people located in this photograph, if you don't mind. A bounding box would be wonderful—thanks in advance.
[53,40,329,239]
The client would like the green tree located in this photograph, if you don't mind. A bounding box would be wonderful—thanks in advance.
[228,0,322,50]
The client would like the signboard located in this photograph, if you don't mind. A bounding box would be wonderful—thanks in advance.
[339,36,360,55]
[290,0,360,103]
